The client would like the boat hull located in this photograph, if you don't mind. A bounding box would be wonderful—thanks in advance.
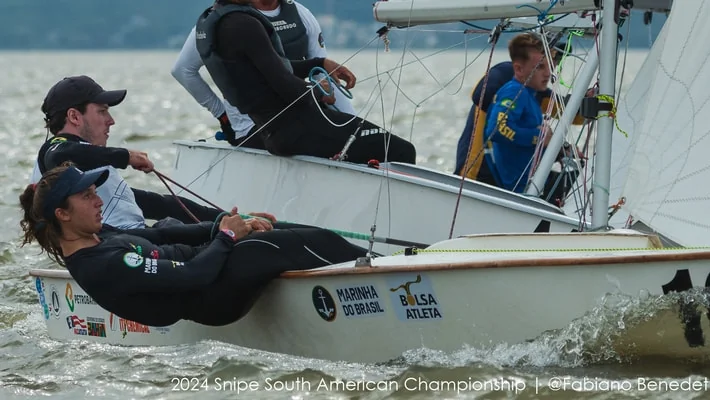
[171,142,581,254]
[31,232,710,363]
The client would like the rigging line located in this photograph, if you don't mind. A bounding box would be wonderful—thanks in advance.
[457,22,560,185]
[616,13,631,99]
[205,62,401,187]
[575,51,603,217]
[529,27,559,174]
[405,46,489,107]
[368,41,393,249]
[358,33,487,84]
[385,0,418,161]
[565,124,593,209]
[378,45,483,110]
[408,105,419,143]
[514,25,571,190]
[381,70,419,106]
[378,0,417,245]
[406,33,477,98]
[558,30,586,87]
[566,124,595,219]
[308,67,395,128]
[454,37,555,211]
[408,29,480,33]
[155,168,430,248]
[153,170,212,224]
[230,34,382,150]
[449,38,500,239]
[567,48,597,166]
[529,26,579,178]
[460,12,571,33]
[577,122,595,225]
[310,58,420,133]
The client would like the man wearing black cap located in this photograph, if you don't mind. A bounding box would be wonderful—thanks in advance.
[30,75,232,229]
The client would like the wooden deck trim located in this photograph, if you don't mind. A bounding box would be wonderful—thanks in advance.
[29,250,710,280]
[280,251,710,278]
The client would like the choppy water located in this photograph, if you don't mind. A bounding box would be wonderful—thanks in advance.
[2,48,706,399]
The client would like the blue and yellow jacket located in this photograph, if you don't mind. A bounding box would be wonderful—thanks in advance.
[455,62,584,180]
[483,78,544,193]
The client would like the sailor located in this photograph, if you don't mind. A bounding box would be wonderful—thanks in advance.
[482,33,579,195]
[20,163,368,327]
[454,32,584,186]
[31,75,273,229]
[194,0,417,164]
[172,0,355,148]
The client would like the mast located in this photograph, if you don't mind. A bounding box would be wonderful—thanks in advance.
[525,41,599,197]
[590,0,620,230]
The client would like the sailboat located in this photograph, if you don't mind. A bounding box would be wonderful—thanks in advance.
[30,0,710,364]
[163,11,615,256]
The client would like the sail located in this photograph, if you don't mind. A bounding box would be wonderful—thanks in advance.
[601,12,671,228]
[619,0,710,246]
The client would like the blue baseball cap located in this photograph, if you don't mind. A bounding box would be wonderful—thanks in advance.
[41,166,109,221]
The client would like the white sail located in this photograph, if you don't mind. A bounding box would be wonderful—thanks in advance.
[591,12,672,228]
[620,0,710,246]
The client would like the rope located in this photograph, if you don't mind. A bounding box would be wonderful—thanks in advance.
[449,30,500,240]
[596,94,628,138]
[537,0,560,23]
[152,170,202,224]
[558,30,586,88]
[460,12,572,34]
[184,34,383,191]
[153,170,224,214]
[307,66,354,114]
[151,169,428,249]
[308,66,353,100]
[392,245,710,256]
[451,20,556,237]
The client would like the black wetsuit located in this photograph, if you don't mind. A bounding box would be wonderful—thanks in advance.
[208,11,416,164]
[36,133,219,226]
[64,222,367,327]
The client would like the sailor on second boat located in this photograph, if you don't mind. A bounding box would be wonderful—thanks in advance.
[172,0,356,148]
[195,0,417,164]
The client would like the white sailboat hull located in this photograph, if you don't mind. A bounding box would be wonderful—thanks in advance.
[31,231,710,363]
[171,141,581,254]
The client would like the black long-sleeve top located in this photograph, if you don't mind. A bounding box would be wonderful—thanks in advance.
[65,223,233,326]
[215,12,324,117]
[36,133,220,224]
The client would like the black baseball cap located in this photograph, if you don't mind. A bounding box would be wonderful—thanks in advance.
[41,166,109,221]
[41,76,127,118]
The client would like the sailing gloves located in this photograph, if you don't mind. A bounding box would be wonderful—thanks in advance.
[218,112,239,146]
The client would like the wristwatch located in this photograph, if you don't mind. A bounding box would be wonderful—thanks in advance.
[220,229,237,242]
